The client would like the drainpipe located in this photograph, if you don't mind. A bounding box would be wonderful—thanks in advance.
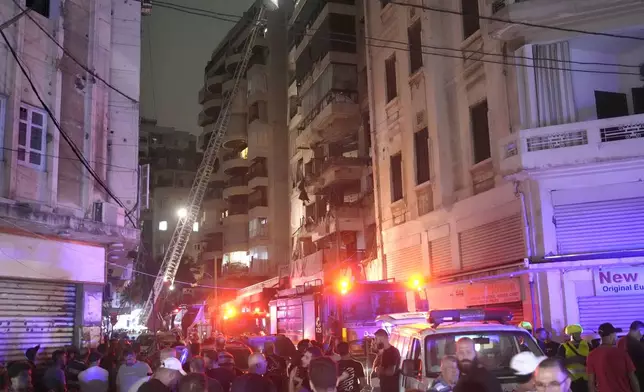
[514,181,538,324]
[363,0,386,280]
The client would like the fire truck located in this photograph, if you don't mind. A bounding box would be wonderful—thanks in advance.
[267,278,414,345]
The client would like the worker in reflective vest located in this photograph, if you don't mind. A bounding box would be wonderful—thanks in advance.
[557,324,590,392]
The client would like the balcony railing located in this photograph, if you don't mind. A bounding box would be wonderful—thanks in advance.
[300,62,357,116]
[227,203,249,216]
[226,175,248,188]
[298,90,358,132]
[204,185,223,200]
[309,156,369,177]
[248,160,268,180]
[249,190,268,210]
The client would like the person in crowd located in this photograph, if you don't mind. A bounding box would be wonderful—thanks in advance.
[43,350,68,392]
[116,348,153,392]
[618,321,644,387]
[289,347,322,392]
[510,351,547,392]
[65,347,88,392]
[429,355,460,392]
[336,342,365,392]
[189,356,223,392]
[137,378,172,392]
[308,357,337,392]
[372,329,400,392]
[78,352,109,392]
[6,361,32,392]
[587,323,639,392]
[207,352,238,392]
[152,367,184,391]
[557,324,591,392]
[370,338,384,392]
[534,358,572,392]
[536,328,561,358]
[183,344,201,374]
[178,373,213,392]
[453,337,502,392]
[24,345,39,371]
[232,353,275,392]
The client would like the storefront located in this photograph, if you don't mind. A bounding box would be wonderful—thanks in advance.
[426,278,526,322]
[577,265,644,333]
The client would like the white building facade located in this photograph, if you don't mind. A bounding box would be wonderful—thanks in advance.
[364,0,644,333]
[0,0,141,361]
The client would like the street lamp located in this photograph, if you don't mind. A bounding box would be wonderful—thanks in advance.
[177,207,188,219]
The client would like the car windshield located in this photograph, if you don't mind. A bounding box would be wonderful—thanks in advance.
[424,330,542,379]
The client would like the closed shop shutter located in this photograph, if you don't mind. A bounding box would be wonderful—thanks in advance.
[459,214,525,271]
[469,301,524,324]
[578,296,644,333]
[429,236,453,277]
[275,297,303,343]
[0,278,77,363]
[386,244,422,282]
[554,197,644,254]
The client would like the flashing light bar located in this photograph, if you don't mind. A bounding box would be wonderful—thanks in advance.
[429,309,513,325]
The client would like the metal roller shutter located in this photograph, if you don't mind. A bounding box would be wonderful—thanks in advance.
[578,296,644,334]
[386,244,422,282]
[275,297,303,343]
[554,197,644,254]
[0,278,77,364]
[459,214,525,271]
[429,236,453,277]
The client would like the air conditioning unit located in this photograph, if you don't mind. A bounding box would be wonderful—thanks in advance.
[93,202,125,227]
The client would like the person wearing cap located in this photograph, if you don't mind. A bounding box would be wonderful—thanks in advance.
[115,347,153,392]
[6,361,32,392]
[207,352,239,392]
[535,328,561,358]
[510,351,547,392]
[618,321,644,389]
[557,324,591,392]
[587,322,639,392]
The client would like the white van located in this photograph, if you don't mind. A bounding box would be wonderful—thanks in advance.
[389,309,543,392]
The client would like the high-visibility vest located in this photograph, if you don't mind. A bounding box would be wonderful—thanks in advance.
[563,341,590,381]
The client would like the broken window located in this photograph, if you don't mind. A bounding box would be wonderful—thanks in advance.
[461,0,480,40]
[17,103,47,169]
[414,127,430,184]
[470,100,491,164]
[390,153,403,202]
[27,0,50,17]
[385,55,398,103]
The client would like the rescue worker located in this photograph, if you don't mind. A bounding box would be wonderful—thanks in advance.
[518,322,534,352]
[519,321,534,335]
[557,324,590,392]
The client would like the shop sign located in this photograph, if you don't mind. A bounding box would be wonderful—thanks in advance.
[594,266,644,296]
[426,279,522,308]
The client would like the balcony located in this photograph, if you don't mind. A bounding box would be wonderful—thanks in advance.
[248,158,268,189]
[247,120,270,161]
[488,0,644,41]
[248,188,268,219]
[221,149,249,176]
[225,52,243,74]
[223,176,249,199]
[203,94,222,118]
[206,73,226,94]
[306,156,369,194]
[222,204,249,227]
[246,64,268,105]
[311,206,362,242]
[198,110,215,127]
[499,113,644,175]
[212,113,247,150]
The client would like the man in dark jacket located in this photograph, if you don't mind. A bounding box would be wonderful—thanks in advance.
[453,338,502,392]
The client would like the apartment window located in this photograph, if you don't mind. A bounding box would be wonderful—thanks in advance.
[380,0,391,8]
[192,222,199,232]
[408,21,423,74]
[18,104,47,169]
[414,127,430,184]
[470,100,491,164]
[390,153,403,202]
[159,221,168,231]
[461,0,480,40]
[385,55,398,103]
[26,0,50,17]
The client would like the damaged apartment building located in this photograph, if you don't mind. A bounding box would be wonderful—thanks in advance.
[288,0,376,285]
[0,0,142,361]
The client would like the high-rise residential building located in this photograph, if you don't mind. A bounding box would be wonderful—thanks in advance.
[287,0,376,287]
[138,119,202,263]
[364,0,644,331]
[197,2,290,285]
[0,0,142,360]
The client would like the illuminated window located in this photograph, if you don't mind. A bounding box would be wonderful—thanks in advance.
[193,222,199,232]
[159,221,168,231]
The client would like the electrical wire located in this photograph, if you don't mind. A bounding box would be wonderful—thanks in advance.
[148,1,642,76]
[1,30,138,228]
[10,0,139,104]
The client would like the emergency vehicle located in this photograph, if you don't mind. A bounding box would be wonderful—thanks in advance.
[392,309,544,392]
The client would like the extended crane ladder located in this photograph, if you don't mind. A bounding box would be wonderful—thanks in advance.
[140,7,267,326]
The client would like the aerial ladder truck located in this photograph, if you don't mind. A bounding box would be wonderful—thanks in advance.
[139,0,278,328]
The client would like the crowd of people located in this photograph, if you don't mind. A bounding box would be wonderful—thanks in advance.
[2,319,644,392]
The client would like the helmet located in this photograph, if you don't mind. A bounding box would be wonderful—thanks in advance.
[518,321,533,330]
[565,324,583,335]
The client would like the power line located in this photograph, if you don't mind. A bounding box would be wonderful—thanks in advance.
[0,30,137,228]
[149,1,641,75]
[147,2,640,77]
[389,1,644,42]
[0,146,137,171]
[10,0,140,104]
